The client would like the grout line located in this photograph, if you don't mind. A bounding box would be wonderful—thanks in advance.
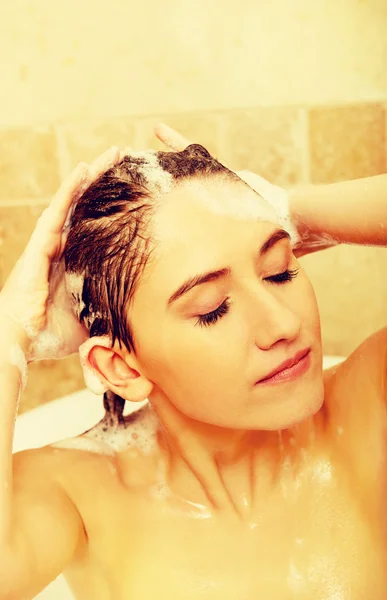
[0,197,50,208]
[0,99,386,133]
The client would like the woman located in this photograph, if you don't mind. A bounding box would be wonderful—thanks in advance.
[1,124,386,599]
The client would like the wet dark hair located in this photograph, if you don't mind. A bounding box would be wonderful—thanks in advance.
[64,144,240,424]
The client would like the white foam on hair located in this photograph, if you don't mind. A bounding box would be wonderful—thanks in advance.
[84,310,103,330]
[65,271,86,318]
[236,170,300,247]
[65,272,105,330]
[124,148,173,197]
[183,176,282,229]
[9,343,28,395]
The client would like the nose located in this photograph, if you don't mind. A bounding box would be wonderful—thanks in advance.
[249,285,301,350]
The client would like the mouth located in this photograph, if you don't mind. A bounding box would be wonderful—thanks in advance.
[255,348,311,386]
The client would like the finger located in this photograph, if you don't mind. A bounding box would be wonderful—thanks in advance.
[154,122,191,151]
[61,147,120,235]
[89,146,120,181]
[33,147,120,247]
[64,146,121,232]
[51,162,90,213]
[37,162,91,238]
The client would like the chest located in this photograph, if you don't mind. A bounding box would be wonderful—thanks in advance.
[71,471,387,600]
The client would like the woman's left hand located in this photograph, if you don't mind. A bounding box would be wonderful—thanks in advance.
[153,123,339,259]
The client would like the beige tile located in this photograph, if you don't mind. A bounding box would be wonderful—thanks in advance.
[60,112,222,174]
[0,202,46,286]
[299,244,387,357]
[58,117,138,174]
[19,355,85,414]
[309,103,386,184]
[220,107,306,187]
[0,126,60,201]
[136,112,222,157]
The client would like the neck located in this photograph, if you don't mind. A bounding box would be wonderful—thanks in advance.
[144,396,326,521]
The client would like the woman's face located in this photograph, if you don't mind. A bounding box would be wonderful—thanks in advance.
[130,177,324,431]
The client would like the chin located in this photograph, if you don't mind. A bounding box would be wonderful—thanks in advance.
[253,382,325,431]
[282,385,325,430]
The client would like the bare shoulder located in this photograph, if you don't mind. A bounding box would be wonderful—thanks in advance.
[323,325,387,394]
[14,437,118,495]
[17,404,153,503]
[322,326,387,449]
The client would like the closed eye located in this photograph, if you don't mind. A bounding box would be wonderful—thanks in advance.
[195,267,300,328]
[267,267,299,284]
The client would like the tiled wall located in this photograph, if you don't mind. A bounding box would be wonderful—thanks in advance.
[1,103,386,413]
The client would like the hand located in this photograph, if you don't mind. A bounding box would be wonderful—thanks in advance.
[0,147,121,362]
[154,123,339,258]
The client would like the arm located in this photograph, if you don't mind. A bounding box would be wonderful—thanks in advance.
[290,174,387,247]
[0,319,30,545]
[0,319,85,598]
[0,148,122,598]
[291,174,387,388]
[154,123,387,249]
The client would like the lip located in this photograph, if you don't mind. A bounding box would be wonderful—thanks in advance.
[255,348,311,386]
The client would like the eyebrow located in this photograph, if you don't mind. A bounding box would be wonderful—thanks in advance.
[167,228,291,308]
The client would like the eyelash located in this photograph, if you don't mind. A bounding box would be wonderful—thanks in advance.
[195,267,300,328]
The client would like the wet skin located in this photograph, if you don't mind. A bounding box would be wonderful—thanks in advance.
[36,326,387,600]
[28,177,387,598]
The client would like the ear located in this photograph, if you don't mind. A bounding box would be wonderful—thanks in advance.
[79,336,153,402]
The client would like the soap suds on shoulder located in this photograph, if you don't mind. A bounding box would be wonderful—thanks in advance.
[51,403,159,457]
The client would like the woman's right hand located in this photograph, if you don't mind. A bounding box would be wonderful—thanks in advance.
[0,147,121,362]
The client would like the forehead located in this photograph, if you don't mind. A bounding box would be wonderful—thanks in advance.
[136,178,281,297]
[151,178,279,247]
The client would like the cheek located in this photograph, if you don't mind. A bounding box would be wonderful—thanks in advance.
[297,273,321,332]
[155,335,234,401]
